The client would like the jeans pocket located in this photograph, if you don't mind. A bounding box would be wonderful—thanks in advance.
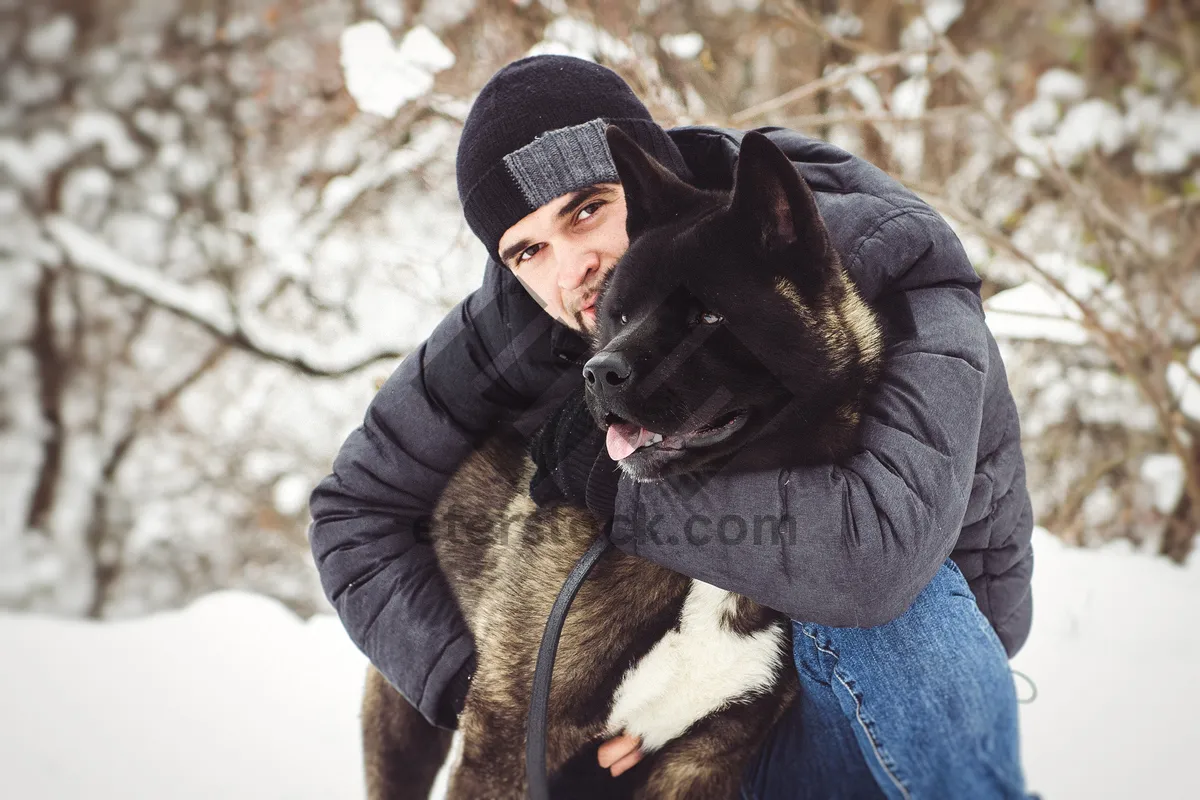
[938,557,978,602]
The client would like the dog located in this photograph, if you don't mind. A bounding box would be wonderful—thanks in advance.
[360,127,885,799]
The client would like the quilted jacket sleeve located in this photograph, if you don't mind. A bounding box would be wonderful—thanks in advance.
[308,262,571,727]
[609,208,989,629]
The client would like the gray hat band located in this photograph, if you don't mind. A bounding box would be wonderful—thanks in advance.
[503,119,619,209]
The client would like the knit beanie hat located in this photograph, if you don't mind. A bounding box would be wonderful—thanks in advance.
[456,55,691,261]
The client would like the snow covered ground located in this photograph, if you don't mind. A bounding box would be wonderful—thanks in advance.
[1,528,1196,799]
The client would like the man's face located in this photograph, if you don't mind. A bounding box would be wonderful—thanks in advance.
[497,183,628,334]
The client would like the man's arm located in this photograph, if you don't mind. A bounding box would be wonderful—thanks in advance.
[308,261,569,727]
[610,210,989,632]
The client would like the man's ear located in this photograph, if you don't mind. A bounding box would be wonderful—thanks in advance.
[605,125,700,240]
[729,131,829,258]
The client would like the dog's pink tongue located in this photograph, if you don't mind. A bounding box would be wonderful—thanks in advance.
[607,423,653,461]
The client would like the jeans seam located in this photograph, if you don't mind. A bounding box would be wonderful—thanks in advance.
[800,626,913,800]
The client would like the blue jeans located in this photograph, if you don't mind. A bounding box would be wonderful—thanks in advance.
[741,559,1030,799]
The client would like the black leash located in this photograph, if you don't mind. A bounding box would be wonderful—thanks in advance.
[525,533,612,800]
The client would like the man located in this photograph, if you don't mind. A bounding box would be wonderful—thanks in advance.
[309,55,1034,798]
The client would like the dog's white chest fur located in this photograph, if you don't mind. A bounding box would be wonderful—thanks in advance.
[603,580,785,752]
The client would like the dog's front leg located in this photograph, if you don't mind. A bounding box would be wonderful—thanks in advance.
[447,697,529,800]
[635,677,798,800]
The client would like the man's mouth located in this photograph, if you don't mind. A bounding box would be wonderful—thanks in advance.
[605,410,749,461]
[572,291,598,312]
[578,296,598,328]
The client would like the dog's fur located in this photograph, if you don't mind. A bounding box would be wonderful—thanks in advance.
[361,129,885,799]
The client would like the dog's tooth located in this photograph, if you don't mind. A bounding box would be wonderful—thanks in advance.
[634,432,664,451]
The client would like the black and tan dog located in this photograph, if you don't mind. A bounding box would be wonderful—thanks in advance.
[361,128,885,799]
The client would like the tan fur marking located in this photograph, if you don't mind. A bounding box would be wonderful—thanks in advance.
[774,276,814,323]
[840,274,884,363]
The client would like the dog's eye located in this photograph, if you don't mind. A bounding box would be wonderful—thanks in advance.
[619,313,628,325]
[698,311,724,325]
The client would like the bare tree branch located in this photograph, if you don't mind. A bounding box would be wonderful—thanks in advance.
[786,104,974,129]
[45,216,407,378]
[928,25,1159,258]
[731,51,919,124]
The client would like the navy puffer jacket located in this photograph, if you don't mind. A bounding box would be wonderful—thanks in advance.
[308,126,1034,728]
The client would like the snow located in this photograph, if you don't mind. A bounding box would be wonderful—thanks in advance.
[822,11,863,39]
[845,71,885,115]
[104,64,147,110]
[889,76,932,175]
[922,0,965,33]
[705,0,763,14]
[60,166,114,223]
[1094,0,1147,26]
[146,60,178,91]
[69,110,143,171]
[984,281,1090,345]
[1,529,1196,798]
[1050,99,1126,165]
[174,152,215,192]
[528,17,634,63]
[891,76,931,119]
[1016,79,1199,177]
[1011,530,1200,798]
[660,33,705,60]
[105,211,168,266]
[88,46,120,76]
[6,64,63,107]
[173,84,209,115]
[1036,68,1087,104]
[25,14,76,63]
[45,215,237,337]
[0,129,71,190]
[900,0,963,51]
[143,190,177,219]
[0,186,19,217]
[1165,346,1200,422]
[394,26,456,74]
[1131,101,1200,176]
[272,473,314,517]
[1011,97,1060,174]
[30,129,71,174]
[0,139,39,188]
[1080,484,1119,527]
[366,0,406,29]
[249,117,448,283]
[45,215,410,377]
[1140,454,1186,514]
[339,22,455,119]
[1013,70,1200,176]
[416,0,476,32]
[0,592,371,799]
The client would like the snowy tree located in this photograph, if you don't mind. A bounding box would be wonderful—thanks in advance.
[1,0,481,616]
[2,0,1197,621]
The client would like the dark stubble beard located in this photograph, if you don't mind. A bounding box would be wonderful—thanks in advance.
[567,290,601,334]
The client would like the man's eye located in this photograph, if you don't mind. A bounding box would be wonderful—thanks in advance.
[577,201,604,222]
[516,243,544,265]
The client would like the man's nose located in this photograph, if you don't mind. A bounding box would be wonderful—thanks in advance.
[556,244,599,290]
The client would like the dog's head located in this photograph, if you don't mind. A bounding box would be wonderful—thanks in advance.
[583,127,883,482]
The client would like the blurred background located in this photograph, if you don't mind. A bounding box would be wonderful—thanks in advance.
[1,0,1198,797]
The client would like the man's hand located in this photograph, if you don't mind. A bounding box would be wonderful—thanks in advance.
[598,732,643,777]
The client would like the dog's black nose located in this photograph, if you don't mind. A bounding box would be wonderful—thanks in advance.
[583,351,633,393]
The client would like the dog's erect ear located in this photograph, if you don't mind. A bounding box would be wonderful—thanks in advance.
[606,125,699,240]
[730,132,830,258]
